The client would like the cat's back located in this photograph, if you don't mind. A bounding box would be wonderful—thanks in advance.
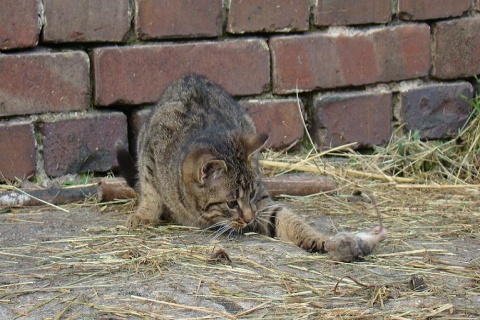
[140,74,256,162]
[151,74,251,132]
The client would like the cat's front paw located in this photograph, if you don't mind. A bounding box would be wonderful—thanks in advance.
[126,213,158,229]
[324,232,368,262]
[299,237,326,253]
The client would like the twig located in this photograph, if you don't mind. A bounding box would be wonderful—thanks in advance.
[395,184,480,189]
[295,82,317,153]
[53,295,79,320]
[235,301,271,317]
[424,303,454,318]
[364,191,383,229]
[333,275,374,294]
[260,160,415,183]
[376,249,448,257]
[278,142,358,175]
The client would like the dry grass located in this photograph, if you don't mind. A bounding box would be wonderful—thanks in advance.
[261,114,480,186]
[1,112,480,319]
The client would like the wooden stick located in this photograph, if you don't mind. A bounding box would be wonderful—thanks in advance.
[0,185,73,212]
[0,173,337,208]
[97,175,336,200]
[262,174,336,197]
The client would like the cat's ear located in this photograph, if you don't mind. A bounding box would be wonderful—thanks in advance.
[241,133,269,158]
[183,149,227,185]
[199,159,227,184]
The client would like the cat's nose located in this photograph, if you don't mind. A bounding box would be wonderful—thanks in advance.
[242,209,254,224]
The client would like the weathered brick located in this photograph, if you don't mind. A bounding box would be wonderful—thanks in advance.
[0,0,38,50]
[0,52,90,117]
[315,0,391,26]
[271,25,430,94]
[243,99,304,150]
[0,123,36,182]
[43,0,130,42]
[432,17,480,79]
[398,82,473,139]
[136,0,222,39]
[312,91,392,149]
[398,0,471,21]
[40,113,128,177]
[93,40,270,106]
[227,0,309,34]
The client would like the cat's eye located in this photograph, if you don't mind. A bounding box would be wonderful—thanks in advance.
[227,200,239,210]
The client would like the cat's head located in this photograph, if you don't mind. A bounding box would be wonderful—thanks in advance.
[182,132,268,232]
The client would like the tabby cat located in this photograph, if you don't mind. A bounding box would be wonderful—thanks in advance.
[118,74,383,262]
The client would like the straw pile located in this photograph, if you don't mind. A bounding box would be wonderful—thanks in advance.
[1,104,479,319]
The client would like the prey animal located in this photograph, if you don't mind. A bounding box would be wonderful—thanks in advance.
[117,74,387,262]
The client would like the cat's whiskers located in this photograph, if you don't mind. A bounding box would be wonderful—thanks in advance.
[200,220,227,238]
[203,220,226,231]
[196,210,223,228]
[207,223,232,242]
[227,228,236,239]
[254,216,276,229]
[257,204,279,214]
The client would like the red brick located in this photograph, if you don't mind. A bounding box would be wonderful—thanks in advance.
[228,0,309,34]
[398,0,471,21]
[136,0,222,39]
[43,0,130,42]
[312,91,392,149]
[432,17,480,79]
[0,52,90,117]
[271,25,430,94]
[93,40,270,106]
[243,99,304,150]
[315,0,391,26]
[0,0,38,50]
[40,113,128,177]
[0,123,36,182]
[398,82,472,139]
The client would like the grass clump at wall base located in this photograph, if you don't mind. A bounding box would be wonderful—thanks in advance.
[372,94,480,184]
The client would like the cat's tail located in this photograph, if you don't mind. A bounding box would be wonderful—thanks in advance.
[116,147,137,189]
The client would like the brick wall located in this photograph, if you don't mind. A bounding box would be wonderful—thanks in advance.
[1,0,479,182]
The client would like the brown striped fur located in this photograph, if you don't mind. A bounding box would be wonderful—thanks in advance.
[123,74,379,262]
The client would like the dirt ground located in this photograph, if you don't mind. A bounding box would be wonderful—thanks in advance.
[1,185,479,319]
